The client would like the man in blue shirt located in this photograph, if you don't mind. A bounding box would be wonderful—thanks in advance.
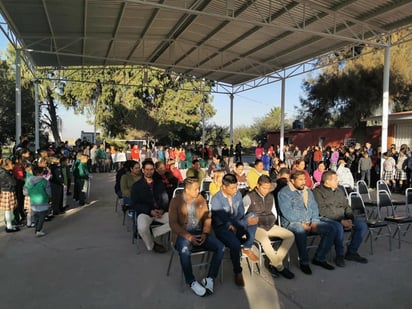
[278,170,336,275]
[210,174,258,287]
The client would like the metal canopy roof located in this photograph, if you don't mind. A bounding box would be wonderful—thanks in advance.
[1,0,412,86]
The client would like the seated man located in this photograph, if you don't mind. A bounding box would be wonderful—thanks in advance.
[247,159,269,190]
[243,175,295,279]
[186,159,206,183]
[278,170,336,275]
[154,161,178,201]
[131,159,170,253]
[210,174,258,287]
[313,171,368,266]
[169,178,225,297]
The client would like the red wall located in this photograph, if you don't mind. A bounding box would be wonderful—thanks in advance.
[267,126,388,149]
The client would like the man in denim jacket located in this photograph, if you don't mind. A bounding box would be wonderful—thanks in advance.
[210,174,258,287]
[278,170,336,275]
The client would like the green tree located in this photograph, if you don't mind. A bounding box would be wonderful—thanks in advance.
[299,32,412,129]
[60,67,215,141]
[252,107,289,144]
[203,124,229,146]
[0,58,35,143]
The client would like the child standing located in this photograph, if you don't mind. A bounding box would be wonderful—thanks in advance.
[73,154,90,206]
[23,165,51,237]
[0,158,20,233]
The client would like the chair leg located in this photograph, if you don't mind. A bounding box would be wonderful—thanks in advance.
[122,209,126,225]
[166,250,175,276]
[387,225,392,251]
[369,230,374,255]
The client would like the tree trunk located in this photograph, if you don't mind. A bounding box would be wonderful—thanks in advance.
[46,87,61,144]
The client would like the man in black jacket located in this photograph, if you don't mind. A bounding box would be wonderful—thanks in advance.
[131,159,169,253]
[313,171,368,267]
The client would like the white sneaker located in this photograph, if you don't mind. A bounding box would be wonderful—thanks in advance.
[201,277,214,295]
[36,231,46,237]
[190,281,206,297]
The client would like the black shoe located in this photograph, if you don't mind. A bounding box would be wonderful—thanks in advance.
[5,227,20,233]
[299,264,312,275]
[312,258,335,270]
[267,265,280,278]
[335,255,346,267]
[278,268,295,279]
[153,243,167,254]
[345,252,368,264]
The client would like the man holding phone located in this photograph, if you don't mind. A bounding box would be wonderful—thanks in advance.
[169,178,225,297]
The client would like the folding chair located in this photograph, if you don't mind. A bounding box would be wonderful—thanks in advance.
[133,212,168,254]
[172,187,184,198]
[338,185,350,200]
[200,180,212,192]
[253,237,287,275]
[167,243,223,286]
[349,192,391,254]
[356,180,371,202]
[114,195,122,212]
[377,180,391,195]
[380,189,412,249]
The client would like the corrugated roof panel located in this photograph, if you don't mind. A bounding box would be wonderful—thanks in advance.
[1,0,412,84]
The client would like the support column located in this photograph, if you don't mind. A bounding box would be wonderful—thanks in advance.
[34,80,40,151]
[381,44,390,179]
[279,78,286,161]
[15,49,22,144]
[201,97,206,146]
[229,93,234,145]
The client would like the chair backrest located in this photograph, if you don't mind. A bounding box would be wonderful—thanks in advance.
[377,189,395,218]
[200,180,212,192]
[349,192,367,219]
[172,187,184,198]
[339,185,349,199]
[406,188,412,206]
[404,188,412,216]
[356,180,369,194]
[377,180,391,195]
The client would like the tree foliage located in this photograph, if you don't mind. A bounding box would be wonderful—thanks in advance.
[252,107,289,144]
[0,58,35,143]
[298,33,412,128]
[60,67,215,142]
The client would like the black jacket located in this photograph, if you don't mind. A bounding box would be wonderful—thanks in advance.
[130,177,169,216]
[313,184,354,221]
[0,168,16,192]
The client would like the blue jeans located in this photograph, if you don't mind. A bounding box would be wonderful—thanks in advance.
[175,234,225,285]
[243,212,258,249]
[214,226,243,274]
[320,217,367,256]
[33,210,48,233]
[287,221,336,265]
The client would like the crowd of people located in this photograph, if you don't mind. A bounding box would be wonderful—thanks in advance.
[3,136,412,298]
[0,136,98,236]
[111,140,412,297]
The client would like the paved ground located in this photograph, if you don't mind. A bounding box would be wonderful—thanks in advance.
[1,173,412,309]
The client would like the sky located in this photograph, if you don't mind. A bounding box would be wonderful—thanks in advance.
[0,31,307,140]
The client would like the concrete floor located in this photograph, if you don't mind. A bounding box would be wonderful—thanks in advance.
[1,173,411,309]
